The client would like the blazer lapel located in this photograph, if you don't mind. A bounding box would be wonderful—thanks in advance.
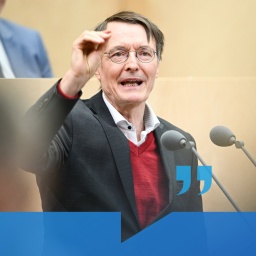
[86,92,178,225]
[86,92,140,224]
[154,124,176,207]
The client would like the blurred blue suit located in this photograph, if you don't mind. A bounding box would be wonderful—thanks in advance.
[0,18,53,78]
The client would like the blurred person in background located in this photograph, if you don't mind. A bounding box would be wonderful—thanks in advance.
[0,0,53,78]
[0,95,41,211]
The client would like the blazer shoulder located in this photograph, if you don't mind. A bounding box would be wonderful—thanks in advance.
[0,18,39,36]
[158,116,195,142]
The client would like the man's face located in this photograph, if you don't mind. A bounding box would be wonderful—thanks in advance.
[96,21,159,110]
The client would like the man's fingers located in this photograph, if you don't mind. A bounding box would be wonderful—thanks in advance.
[66,29,112,91]
[74,30,111,52]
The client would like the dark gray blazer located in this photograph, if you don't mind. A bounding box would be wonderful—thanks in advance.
[21,82,202,241]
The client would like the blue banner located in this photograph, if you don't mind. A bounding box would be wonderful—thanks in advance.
[0,212,256,256]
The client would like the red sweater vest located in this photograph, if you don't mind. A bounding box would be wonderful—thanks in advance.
[128,132,169,229]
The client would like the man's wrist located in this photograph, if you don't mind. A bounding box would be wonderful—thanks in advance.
[57,82,79,99]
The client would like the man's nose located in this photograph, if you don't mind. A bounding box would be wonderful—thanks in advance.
[124,52,139,70]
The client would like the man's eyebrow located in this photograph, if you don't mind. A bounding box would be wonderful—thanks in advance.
[109,45,153,51]
[109,46,128,51]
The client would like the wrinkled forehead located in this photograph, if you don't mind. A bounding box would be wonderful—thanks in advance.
[105,21,156,49]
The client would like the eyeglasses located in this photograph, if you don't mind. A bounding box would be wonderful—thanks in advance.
[104,46,157,64]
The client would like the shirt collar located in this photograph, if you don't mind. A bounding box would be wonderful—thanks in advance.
[102,92,160,132]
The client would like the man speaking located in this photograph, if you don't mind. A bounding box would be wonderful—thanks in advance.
[21,11,202,241]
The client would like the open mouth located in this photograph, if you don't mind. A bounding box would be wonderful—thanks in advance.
[120,80,143,87]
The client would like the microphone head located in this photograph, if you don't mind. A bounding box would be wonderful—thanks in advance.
[160,130,186,151]
[210,126,236,147]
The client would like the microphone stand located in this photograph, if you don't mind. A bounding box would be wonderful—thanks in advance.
[235,141,256,167]
[186,141,241,212]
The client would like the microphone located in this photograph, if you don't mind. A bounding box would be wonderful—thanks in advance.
[210,126,256,167]
[160,130,205,165]
[161,130,241,212]
[160,130,187,151]
[210,126,236,147]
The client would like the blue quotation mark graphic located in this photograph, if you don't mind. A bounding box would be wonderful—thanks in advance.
[176,166,212,195]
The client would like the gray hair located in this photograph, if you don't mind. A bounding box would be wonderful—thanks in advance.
[94,11,164,60]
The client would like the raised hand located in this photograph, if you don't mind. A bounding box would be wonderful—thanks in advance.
[60,30,111,97]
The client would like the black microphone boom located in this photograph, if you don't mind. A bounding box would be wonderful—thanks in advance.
[161,130,241,212]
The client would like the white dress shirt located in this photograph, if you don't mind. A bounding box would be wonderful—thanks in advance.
[0,38,15,78]
[102,92,160,146]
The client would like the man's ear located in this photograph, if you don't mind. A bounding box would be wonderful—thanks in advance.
[95,69,101,81]
[155,67,159,78]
